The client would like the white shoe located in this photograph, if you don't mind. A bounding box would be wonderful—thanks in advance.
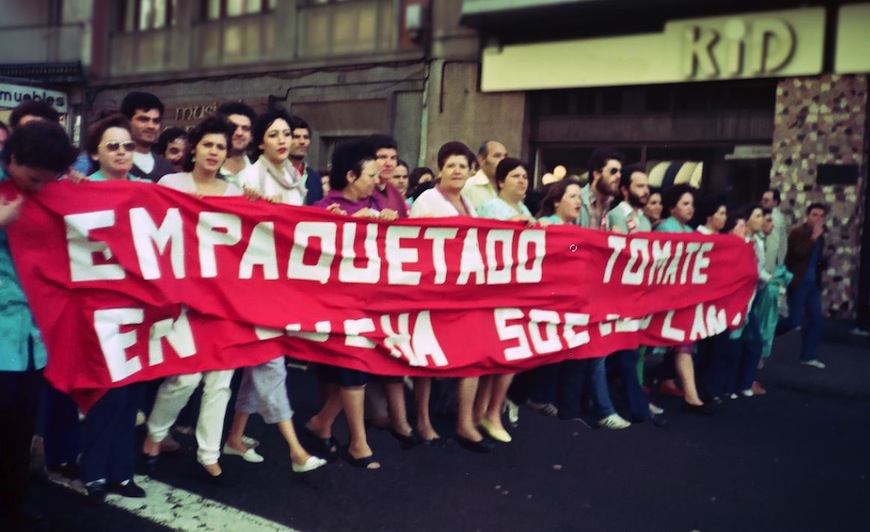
[241,435,260,448]
[740,389,754,397]
[222,444,264,463]
[800,360,826,369]
[504,399,520,426]
[729,393,739,400]
[649,403,664,415]
[597,413,631,430]
[291,455,327,473]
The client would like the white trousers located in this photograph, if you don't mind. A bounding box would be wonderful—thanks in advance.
[146,369,234,465]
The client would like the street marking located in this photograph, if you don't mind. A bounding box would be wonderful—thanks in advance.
[49,474,296,531]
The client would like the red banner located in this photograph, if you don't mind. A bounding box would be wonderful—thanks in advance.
[7,181,758,408]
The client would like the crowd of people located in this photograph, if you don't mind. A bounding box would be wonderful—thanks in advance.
[0,92,829,527]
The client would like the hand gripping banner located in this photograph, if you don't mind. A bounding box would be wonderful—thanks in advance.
[6,181,758,408]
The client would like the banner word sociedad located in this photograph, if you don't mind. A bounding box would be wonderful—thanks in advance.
[6,181,758,406]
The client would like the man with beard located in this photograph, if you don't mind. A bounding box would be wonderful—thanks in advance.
[287,115,324,205]
[121,92,175,182]
[604,166,665,426]
[557,149,633,430]
[578,148,621,229]
[217,102,256,186]
[606,164,651,233]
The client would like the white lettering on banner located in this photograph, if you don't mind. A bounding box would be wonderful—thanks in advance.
[689,303,728,341]
[661,310,686,342]
[95,308,144,382]
[604,236,712,286]
[495,308,592,361]
[381,312,448,367]
[517,231,545,283]
[95,307,198,382]
[486,230,514,285]
[457,228,486,285]
[386,226,422,285]
[197,212,242,278]
[599,314,641,337]
[148,307,197,366]
[287,222,336,284]
[338,223,380,283]
[66,210,126,281]
[130,208,185,280]
[240,222,279,280]
[424,228,458,284]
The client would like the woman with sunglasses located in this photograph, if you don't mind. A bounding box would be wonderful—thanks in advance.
[141,117,242,482]
[79,113,150,503]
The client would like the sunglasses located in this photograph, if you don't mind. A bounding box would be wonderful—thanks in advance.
[607,167,621,175]
[100,141,136,152]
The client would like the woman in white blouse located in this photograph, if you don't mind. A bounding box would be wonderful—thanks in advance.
[143,117,242,481]
[237,109,307,205]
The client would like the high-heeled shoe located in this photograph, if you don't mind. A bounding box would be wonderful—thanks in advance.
[389,428,418,450]
[478,419,512,443]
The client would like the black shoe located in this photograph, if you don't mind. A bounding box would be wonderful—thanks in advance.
[107,479,146,498]
[630,414,668,428]
[85,482,107,505]
[682,402,716,416]
[454,435,495,453]
[389,429,419,450]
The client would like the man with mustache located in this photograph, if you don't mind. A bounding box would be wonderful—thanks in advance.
[606,164,651,234]
[121,92,175,182]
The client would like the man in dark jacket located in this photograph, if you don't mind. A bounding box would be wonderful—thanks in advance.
[782,203,828,368]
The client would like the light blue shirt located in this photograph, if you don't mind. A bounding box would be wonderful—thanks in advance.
[655,217,694,233]
[478,197,533,221]
[0,167,47,371]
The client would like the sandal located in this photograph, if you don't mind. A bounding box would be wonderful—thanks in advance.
[343,450,380,470]
[302,424,339,459]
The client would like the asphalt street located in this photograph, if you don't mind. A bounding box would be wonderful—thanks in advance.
[15,327,870,532]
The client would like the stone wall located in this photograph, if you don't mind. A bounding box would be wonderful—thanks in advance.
[770,74,868,319]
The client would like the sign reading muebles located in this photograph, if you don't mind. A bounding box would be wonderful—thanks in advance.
[0,83,68,112]
[482,7,825,91]
[5,180,758,409]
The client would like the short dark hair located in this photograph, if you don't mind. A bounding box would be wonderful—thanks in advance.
[367,134,398,154]
[9,100,60,128]
[437,141,473,170]
[217,101,256,124]
[696,194,728,221]
[1,120,78,173]
[662,183,697,212]
[764,189,782,204]
[120,91,164,119]
[619,163,646,190]
[761,206,772,216]
[85,113,132,158]
[251,108,292,158]
[156,127,187,157]
[329,140,376,191]
[288,115,310,132]
[537,177,581,218]
[723,206,749,234]
[396,159,410,171]
[182,116,233,172]
[495,157,526,191]
[806,202,828,215]
[477,140,498,158]
[588,148,624,175]
[409,166,434,191]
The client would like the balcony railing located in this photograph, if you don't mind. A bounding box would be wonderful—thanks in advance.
[108,0,405,78]
[0,24,87,65]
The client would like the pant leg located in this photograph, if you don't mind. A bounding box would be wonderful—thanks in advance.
[0,370,42,513]
[737,310,764,391]
[616,350,649,419]
[147,373,203,442]
[702,333,731,399]
[526,363,562,405]
[586,357,616,419]
[42,383,81,468]
[556,360,586,419]
[195,370,234,466]
[778,283,808,334]
[80,387,124,484]
[107,383,144,484]
[800,282,823,362]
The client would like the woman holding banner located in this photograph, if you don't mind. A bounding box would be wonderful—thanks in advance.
[141,116,242,482]
[474,158,545,444]
[409,141,481,449]
[222,109,326,473]
[78,113,153,503]
[654,184,713,415]
[305,140,398,470]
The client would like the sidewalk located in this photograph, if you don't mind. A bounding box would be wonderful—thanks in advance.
[763,320,870,401]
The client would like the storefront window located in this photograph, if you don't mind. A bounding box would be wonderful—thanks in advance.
[205,0,277,19]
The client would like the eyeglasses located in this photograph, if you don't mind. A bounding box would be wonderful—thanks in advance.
[100,141,136,152]
[607,167,621,175]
